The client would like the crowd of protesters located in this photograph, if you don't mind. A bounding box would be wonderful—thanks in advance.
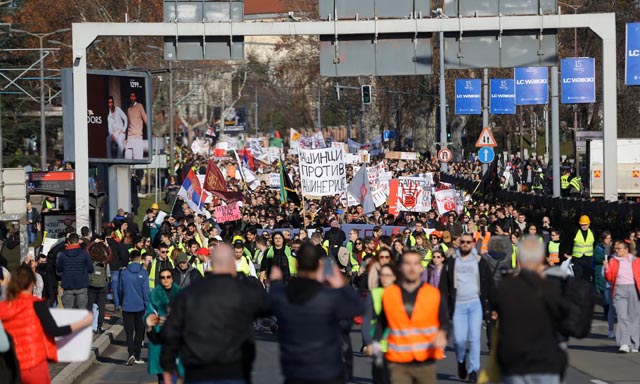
[0,144,638,384]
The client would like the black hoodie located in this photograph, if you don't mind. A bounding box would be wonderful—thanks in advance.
[269,278,363,382]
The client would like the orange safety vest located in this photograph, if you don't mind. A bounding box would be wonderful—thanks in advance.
[474,231,491,255]
[382,284,445,363]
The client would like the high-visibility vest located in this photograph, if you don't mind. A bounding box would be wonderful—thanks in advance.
[370,287,388,352]
[195,260,206,276]
[548,241,560,265]
[345,241,361,273]
[43,199,54,210]
[511,244,517,269]
[424,244,449,267]
[266,246,297,276]
[474,232,491,255]
[560,175,570,189]
[148,258,175,289]
[569,177,582,192]
[236,255,251,276]
[572,229,595,258]
[382,284,444,363]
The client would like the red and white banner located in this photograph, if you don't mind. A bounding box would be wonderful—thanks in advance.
[396,177,431,212]
[434,189,457,214]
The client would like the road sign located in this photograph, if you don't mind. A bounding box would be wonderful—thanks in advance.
[437,148,453,163]
[478,147,495,164]
[561,58,596,104]
[626,23,640,85]
[475,126,497,147]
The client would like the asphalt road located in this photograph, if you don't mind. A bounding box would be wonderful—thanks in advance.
[74,325,596,384]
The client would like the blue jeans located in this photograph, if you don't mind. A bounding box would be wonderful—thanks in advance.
[453,299,482,374]
[110,270,121,309]
[503,374,561,384]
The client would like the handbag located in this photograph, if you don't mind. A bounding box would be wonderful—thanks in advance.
[478,322,501,383]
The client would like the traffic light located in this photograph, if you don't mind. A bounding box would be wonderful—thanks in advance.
[361,85,372,105]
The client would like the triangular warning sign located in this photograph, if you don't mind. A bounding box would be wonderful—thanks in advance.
[475,127,497,147]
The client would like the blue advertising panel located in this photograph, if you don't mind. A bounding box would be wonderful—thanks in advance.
[561,58,595,104]
[626,23,640,85]
[455,79,482,114]
[489,78,515,114]
[515,67,548,105]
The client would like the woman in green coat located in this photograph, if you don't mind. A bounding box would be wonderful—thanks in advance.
[144,267,183,383]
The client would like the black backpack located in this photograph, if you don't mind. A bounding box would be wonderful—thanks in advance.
[558,277,595,339]
[90,262,108,288]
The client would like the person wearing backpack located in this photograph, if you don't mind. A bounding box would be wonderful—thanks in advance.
[494,236,568,384]
[86,240,111,334]
[604,240,640,353]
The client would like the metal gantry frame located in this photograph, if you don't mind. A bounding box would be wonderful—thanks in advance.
[72,14,618,230]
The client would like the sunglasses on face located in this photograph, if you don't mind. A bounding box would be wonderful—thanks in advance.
[160,275,173,280]
[355,242,362,245]
[460,240,473,244]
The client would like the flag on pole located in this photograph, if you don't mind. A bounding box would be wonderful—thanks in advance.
[347,164,375,214]
[178,169,207,214]
[203,159,244,204]
[280,160,301,207]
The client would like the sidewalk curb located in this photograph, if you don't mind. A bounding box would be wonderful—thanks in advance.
[52,324,125,384]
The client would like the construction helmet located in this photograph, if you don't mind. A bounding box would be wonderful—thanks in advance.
[578,215,590,225]
[150,202,160,210]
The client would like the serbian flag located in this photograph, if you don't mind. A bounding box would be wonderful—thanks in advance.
[203,159,245,204]
[238,146,255,170]
[178,169,206,214]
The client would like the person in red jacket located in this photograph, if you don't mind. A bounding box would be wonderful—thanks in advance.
[0,266,92,384]
[604,240,640,353]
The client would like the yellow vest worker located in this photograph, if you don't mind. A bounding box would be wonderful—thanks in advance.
[572,216,595,258]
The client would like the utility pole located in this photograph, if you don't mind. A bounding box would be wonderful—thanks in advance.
[169,60,175,176]
[317,78,321,131]
[254,86,259,136]
[439,31,448,172]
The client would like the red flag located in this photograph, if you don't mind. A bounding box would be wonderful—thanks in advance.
[204,159,245,203]
[275,130,281,139]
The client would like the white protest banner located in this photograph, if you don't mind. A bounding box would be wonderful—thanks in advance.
[299,147,347,197]
[215,203,242,223]
[397,177,431,212]
[268,173,281,189]
[190,138,211,156]
[51,309,93,362]
[434,189,457,214]
[367,163,387,207]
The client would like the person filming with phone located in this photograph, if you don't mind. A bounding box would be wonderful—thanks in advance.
[269,243,363,384]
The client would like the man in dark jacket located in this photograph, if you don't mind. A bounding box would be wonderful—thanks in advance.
[105,226,128,312]
[439,233,496,383]
[269,243,363,384]
[171,252,202,288]
[495,236,568,384]
[119,250,150,365]
[56,233,94,309]
[161,244,270,383]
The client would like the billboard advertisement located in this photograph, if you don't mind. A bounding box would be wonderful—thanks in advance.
[214,107,247,134]
[561,58,596,104]
[626,22,640,86]
[455,79,482,115]
[489,79,515,114]
[62,69,152,164]
[515,66,548,105]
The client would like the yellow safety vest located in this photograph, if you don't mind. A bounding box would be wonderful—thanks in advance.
[572,229,595,258]
[560,175,570,189]
[148,258,175,289]
[236,256,251,276]
[511,244,517,269]
[548,241,560,265]
[369,287,388,352]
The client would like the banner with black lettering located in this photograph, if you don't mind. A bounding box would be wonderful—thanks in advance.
[298,147,347,197]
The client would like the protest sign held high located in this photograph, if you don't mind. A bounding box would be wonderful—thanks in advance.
[215,203,242,223]
[396,177,431,212]
[298,147,347,197]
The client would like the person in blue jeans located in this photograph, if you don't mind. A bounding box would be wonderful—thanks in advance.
[106,226,128,312]
[439,233,496,383]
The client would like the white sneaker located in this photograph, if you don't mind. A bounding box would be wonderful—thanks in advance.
[126,355,135,366]
[134,358,145,365]
[632,348,639,353]
[619,345,630,353]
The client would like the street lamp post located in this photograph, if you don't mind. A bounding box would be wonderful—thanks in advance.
[11,28,71,170]
[558,2,584,132]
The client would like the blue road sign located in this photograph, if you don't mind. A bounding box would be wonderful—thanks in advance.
[515,67,548,105]
[478,147,495,164]
[455,79,482,115]
[626,23,640,85]
[490,78,515,114]
[561,58,595,104]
